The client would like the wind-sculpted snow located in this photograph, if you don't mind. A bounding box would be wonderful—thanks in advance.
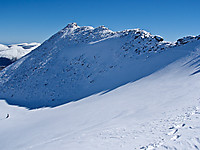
[0,23,200,108]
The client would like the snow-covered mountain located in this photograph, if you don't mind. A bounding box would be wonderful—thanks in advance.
[0,42,40,70]
[1,23,200,149]
[1,23,199,108]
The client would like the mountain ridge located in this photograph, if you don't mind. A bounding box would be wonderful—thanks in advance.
[0,23,200,108]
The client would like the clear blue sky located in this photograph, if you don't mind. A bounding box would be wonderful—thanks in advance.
[1,0,200,44]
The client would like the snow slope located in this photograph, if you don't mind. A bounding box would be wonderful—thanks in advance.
[1,23,199,108]
[1,38,200,149]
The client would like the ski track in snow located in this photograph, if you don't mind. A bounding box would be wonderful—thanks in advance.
[140,98,200,150]
[2,99,200,150]
[26,99,200,150]
[66,102,200,150]
[58,100,200,150]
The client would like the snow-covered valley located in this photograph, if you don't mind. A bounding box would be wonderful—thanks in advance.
[1,23,200,149]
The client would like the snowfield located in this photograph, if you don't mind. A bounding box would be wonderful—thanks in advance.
[1,23,200,149]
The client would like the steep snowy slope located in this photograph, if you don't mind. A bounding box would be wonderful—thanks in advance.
[1,23,199,108]
[0,42,40,70]
[1,39,200,149]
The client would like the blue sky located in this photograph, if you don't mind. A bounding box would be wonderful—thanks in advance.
[1,0,200,44]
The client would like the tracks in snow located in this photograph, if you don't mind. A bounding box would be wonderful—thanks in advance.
[140,99,200,150]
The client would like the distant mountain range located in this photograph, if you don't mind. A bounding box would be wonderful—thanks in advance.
[0,42,40,70]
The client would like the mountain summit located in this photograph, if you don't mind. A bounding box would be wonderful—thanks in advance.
[0,23,200,108]
[65,22,79,28]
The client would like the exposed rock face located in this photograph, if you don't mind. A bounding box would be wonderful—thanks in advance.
[176,35,200,46]
[0,57,15,71]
